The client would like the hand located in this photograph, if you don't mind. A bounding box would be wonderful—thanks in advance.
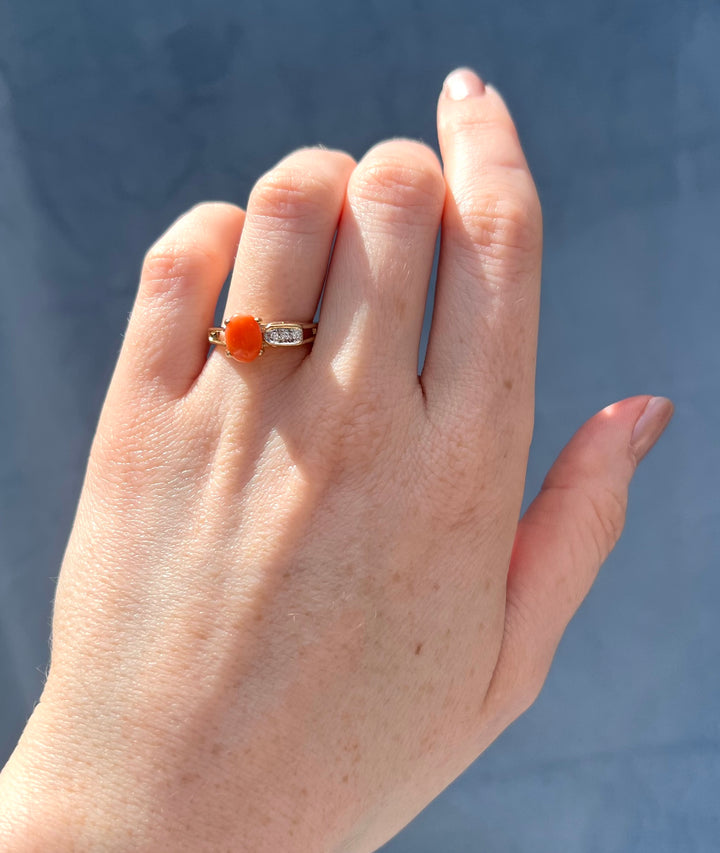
[0,68,673,852]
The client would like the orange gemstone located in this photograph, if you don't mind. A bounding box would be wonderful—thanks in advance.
[224,315,263,362]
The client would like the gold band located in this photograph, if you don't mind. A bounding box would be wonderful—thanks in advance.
[208,314,317,363]
[207,321,318,346]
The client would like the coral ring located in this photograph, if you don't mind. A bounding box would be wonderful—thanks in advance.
[208,314,318,363]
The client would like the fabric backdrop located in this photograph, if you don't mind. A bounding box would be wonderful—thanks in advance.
[1,1,718,850]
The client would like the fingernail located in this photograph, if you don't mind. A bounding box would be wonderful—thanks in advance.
[443,67,485,100]
[630,397,675,462]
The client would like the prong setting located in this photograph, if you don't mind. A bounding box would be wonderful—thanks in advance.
[208,314,318,362]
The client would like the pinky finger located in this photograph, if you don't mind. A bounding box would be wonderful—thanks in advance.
[118,202,245,400]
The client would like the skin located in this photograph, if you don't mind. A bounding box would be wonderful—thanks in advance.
[0,68,673,852]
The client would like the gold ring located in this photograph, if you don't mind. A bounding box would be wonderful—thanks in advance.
[208,314,317,363]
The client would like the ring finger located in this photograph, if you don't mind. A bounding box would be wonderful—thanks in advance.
[311,139,446,386]
[210,146,356,381]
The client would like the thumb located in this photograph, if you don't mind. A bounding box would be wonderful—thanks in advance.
[483,395,674,723]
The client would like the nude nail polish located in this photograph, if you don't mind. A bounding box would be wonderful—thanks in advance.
[443,67,486,100]
[630,396,675,462]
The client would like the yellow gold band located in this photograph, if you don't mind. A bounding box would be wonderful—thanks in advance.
[208,314,317,363]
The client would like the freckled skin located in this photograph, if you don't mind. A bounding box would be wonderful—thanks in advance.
[0,71,671,853]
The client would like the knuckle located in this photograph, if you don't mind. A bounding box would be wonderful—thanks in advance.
[583,484,628,560]
[141,201,243,293]
[453,179,542,262]
[543,482,628,564]
[249,164,337,229]
[350,143,445,225]
[141,236,221,295]
[445,109,511,140]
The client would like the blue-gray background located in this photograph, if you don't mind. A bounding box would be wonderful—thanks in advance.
[1,0,718,850]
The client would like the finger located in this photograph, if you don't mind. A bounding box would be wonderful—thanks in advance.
[422,69,542,433]
[483,396,674,726]
[120,202,246,399]
[312,138,446,383]
[217,147,355,377]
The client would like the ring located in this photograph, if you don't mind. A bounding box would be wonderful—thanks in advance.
[208,314,318,363]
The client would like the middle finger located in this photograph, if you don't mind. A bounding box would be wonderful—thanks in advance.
[312,139,446,386]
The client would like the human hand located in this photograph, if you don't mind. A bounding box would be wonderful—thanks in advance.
[0,67,673,852]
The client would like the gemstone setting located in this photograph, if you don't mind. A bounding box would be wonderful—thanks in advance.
[263,325,304,346]
[224,315,264,362]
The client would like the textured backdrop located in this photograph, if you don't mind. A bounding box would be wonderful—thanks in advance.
[1,1,718,850]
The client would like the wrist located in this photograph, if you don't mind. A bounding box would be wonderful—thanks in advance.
[0,695,342,853]
[0,698,159,853]
[0,722,67,851]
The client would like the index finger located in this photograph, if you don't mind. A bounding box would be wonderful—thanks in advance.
[421,69,542,447]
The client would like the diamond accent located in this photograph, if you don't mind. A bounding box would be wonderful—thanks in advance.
[263,326,303,346]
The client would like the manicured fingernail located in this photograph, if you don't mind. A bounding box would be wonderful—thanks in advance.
[630,396,675,462]
[443,67,485,100]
